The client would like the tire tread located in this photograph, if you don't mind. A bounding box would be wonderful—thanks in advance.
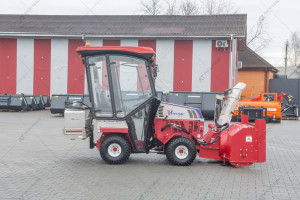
[166,137,196,166]
[100,135,131,165]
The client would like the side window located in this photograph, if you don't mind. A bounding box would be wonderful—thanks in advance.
[109,55,152,118]
[89,56,113,117]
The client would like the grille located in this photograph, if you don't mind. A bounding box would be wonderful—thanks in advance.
[158,105,164,118]
[187,110,193,118]
[191,110,198,118]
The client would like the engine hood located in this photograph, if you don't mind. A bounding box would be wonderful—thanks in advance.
[155,102,204,121]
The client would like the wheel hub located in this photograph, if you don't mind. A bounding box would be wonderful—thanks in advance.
[175,145,189,159]
[108,143,122,157]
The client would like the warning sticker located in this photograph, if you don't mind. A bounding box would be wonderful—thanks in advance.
[246,136,252,142]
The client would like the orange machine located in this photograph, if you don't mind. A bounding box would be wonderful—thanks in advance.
[233,93,282,122]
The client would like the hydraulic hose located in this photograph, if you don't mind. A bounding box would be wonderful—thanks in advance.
[161,123,199,143]
[199,123,229,146]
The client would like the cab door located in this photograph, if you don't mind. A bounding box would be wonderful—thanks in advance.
[108,55,159,152]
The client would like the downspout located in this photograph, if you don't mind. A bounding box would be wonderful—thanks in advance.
[81,34,85,43]
[229,34,233,88]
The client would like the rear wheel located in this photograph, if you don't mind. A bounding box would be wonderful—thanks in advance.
[100,135,131,164]
[166,137,196,166]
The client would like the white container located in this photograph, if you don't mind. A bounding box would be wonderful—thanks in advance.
[64,108,90,139]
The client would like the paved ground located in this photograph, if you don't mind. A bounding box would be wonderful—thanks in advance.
[0,110,299,200]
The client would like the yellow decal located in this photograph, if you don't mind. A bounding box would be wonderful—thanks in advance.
[246,136,252,142]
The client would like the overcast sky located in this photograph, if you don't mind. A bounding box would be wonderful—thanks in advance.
[1,0,299,67]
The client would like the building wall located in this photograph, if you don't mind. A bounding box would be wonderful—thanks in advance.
[238,71,266,93]
[0,37,236,95]
[266,71,274,92]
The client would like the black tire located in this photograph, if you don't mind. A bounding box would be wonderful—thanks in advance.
[100,135,131,165]
[166,137,196,166]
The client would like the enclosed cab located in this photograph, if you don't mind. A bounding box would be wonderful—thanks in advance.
[75,46,204,165]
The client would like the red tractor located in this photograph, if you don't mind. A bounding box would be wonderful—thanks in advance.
[68,45,266,167]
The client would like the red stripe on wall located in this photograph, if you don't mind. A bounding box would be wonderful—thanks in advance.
[67,39,85,94]
[138,40,156,51]
[173,40,193,92]
[103,40,120,46]
[33,39,51,95]
[0,39,17,94]
[211,40,230,92]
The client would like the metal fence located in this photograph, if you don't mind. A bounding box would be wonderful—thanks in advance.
[269,77,300,113]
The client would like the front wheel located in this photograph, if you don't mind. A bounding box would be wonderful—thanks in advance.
[100,135,131,164]
[166,137,196,166]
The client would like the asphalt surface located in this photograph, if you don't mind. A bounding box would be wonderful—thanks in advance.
[0,110,299,200]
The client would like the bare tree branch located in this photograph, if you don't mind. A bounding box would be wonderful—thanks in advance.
[221,0,238,14]
[140,0,162,15]
[140,0,238,15]
[199,0,238,15]
[247,14,270,52]
[247,15,267,44]
[164,0,179,15]
[289,32,300,66]
[179,0,199,15]
[247,0,280,52]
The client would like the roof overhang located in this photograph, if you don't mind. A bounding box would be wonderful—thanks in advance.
[0,32,245,39]
[239,67,278,74]
[0,32,246,50]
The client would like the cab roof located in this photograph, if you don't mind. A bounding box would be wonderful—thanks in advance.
[76,46,155,61]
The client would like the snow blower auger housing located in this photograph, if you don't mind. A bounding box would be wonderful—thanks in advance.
[73,45,266,167]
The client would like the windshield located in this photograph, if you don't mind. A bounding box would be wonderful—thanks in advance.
[109,55,152,117]
[87,55,153,118]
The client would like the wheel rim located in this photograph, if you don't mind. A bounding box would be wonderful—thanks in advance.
[108,143,122,157]
[175,145,189,159]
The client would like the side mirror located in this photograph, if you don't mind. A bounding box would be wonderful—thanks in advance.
[151,64,158,78]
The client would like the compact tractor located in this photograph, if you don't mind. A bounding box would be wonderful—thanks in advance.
[64,46,266,167]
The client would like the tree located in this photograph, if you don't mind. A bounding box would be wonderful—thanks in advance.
[179,0,199,15]
[138,0,271,52]
[200,0,238,15]
[164,0,178,15]
[140,0,238,16]
[289,32,300,66]
[247,15,270,52]
[247,0,280,52]
[140,0,162,15]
